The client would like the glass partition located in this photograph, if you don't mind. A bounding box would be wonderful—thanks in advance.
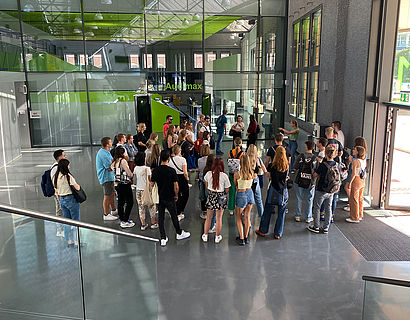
[0,209,158,320]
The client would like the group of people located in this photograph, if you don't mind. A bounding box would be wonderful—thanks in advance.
[49,113,367,248]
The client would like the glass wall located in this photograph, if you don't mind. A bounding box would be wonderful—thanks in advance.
[0,0,287,146]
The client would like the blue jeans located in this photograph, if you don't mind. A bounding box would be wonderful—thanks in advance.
[259,185,288,237]
[252,178,264,217]
[288,140,298,170]
[216,130,224,153]
[320,191,338,215]
[295,185,315,220]
[313,191,333,230]
[59,194,80,242]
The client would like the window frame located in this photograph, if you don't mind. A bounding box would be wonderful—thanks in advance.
[193,52,203,69]
[129,54,140,69]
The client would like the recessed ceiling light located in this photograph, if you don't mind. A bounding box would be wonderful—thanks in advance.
[90,25,98,30]
[73,28,82,34]
[75,17,82,24]
[183,18,189,25]
[193,14,200,21]
[95,13,103,20]
[86,31,94,37]
[160,31,165,37]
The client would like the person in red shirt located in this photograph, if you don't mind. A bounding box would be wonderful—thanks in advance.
[163,115,173,138]
[246,115,258,149]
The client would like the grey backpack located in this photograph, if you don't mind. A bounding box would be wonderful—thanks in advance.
[323,162,341,193]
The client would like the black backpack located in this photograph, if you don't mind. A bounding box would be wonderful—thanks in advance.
[296,154,316,189]
[256,124,260,134]
[41,164,57,197]
[323,162,341,193]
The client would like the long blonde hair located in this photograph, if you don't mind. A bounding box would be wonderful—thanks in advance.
[239,154,254,180]
[138,122,146,132]
[246,144,258,169]
[272,146,289,173]
[166,125,175,139]
[177,129,187,145]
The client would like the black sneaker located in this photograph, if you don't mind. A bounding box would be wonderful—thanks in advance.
[321,228,329,234]
[307,226,320,234]
[244,237,249,244]
[236,237,245,246]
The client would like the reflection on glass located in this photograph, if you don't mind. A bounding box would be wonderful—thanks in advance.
[298,72,307,121]
[293,22,300,69]
[311,9,321,66]
[290,73,298,116]
[392,0,410,103]
[262,17,285,72]
[302,17,310,68]
[309,71,318,123]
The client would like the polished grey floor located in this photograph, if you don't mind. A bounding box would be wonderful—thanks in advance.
[0,143,410,320]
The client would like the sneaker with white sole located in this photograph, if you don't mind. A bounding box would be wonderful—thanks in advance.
[111,209,118,216]
[307,226,320,234]
[160,237,168,246]
[294,216,301,222]
[120,220,135,228]
[177,213,185,221]
[176,230,191,240]
[140,225,148,231]
[215,235,223,243]
[345,218,360,223]
[343,206,350,212]
[209,226,216,234]
[305,218,314,223]
[150,223,159,229]
[188,183,193,188]
[103,213,118,221]
[201,234,208,242]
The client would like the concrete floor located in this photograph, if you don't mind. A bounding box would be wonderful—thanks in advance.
[0,142,409,320]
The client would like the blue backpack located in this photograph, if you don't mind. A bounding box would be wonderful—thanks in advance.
[41,164,57,197]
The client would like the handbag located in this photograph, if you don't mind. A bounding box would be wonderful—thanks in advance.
[67,175,86,203]
[141,172,153,206]
[227,158,240,174]
[152,183,159,204]
[209,135,215,150]
[229,128,235,136]
[218,193,228,207]
[114,159,131,184]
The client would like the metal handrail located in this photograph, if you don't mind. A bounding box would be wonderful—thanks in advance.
[0,203,158,243]
[362,275,410,288]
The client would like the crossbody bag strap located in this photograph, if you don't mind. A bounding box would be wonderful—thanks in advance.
[171,157,183,173]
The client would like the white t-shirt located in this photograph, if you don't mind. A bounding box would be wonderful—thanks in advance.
[116,144,129,157]
[133,166,150,190]
[187,130,195,142]
[336,130,345,147]
[50,162,58,178]
[318,149,325,159]
[198,156,208,180]
[204,171,231,192]
[168,156,186,175]
[200,124,212,133]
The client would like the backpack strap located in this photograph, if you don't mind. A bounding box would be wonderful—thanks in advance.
[236,150,243,159]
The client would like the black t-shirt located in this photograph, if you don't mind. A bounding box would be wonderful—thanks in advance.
[180,140,193,160]
[315,159,337,192]
[326,138,343,163]
[135,132,148,152]
[269,165,288,193]
[151,165,178,202]
[267,145,291,161]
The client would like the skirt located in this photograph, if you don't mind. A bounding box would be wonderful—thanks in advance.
[206,190,227,211]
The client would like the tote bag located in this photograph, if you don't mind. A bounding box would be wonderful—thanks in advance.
[152,183,159,204]
[142,180,153,206]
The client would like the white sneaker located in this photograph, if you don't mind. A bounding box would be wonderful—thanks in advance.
[215,235,223,244]
[201,234,208,242]
[140,225,148,231]
[177,213,185,221]
[229,210,234,216]
[294,216,301,222]
[345,218,360,223]
[103,213,118,221]
[188,183,193,188]
[111,209,118,216]
[209,226,216,234]
[343,206,350,212]
[160,237,168,246]
[120,220,135,228]
[151,223,159,229]
[305,218,314,223]
[176,230,191,240]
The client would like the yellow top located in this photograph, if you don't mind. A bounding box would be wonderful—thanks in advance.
[53,173,77,196]
[237,176,253,190]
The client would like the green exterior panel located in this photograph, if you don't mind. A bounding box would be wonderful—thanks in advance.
[150,93,180,134]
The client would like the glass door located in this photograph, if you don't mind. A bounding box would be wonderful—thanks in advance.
[385,107,410,209]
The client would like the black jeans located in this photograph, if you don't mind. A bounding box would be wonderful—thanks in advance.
[115,183,134,222]
[176,174,189,214]
[158,199,182,240]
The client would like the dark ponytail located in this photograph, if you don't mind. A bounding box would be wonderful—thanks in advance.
[54,159,70,188]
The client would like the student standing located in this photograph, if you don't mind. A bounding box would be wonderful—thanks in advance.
[198,145,212,217]
[234,154,256,245]
[168,145,190,221]
[255,146,289,239]
[135,123,148,152]
[265,133,291,169]
[346,146,367,223]
[164,125,177,152]
[196,114,205,138]
[227,137,244,215]
[246,115,258,149]
[202,158,231,243]
[230,115,245,148]
[279,120,299,170]
[316,137,328,163]
[246,144,266,218]
[151,150,191,246]
[294,140,318,223]
[112,147,135,228]
[215,109,228,155]
[51,149,67,237]
[163,115,173,138]
[124,134,138,171]
[115,134,130,161]
[53,159,82,246]
[308,145,341,234]
[133,152,158,230]
[96,137,118,221]
[332,121,345,147]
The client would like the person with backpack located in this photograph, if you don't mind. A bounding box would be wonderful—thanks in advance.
[46,149,66,237]
[279,120,299,170]
[265,133,291,170]
[216,109,228,155]
[96,137,118,221]
[246,115,259,149]
[52,159,82,246]
[229,115,245,149]
[294,140,318,223]
[112,147,135,228]
[227,137,244,215]
[346,146,367,223]
[308,145,341,234]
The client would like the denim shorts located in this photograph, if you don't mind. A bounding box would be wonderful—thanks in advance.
[236,189,255,208]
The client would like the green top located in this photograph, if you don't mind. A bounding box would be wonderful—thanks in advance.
[289,128,299,141]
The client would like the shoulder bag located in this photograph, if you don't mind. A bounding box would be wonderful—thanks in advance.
[67,175,87,203]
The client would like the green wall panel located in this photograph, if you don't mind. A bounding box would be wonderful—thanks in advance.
[151,94,180,133]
